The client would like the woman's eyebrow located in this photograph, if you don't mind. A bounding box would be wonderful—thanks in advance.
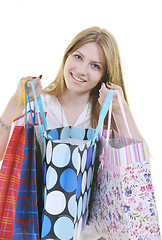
[91,60,103,66]
[75,50,84,57]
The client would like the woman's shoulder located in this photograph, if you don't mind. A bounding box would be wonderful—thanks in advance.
[41,93,57,105]
[41,93,60,113]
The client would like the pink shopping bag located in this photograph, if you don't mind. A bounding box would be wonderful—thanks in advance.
[88,92,161,240]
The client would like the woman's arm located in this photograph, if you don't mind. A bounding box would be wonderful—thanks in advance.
[98,83,144,141]
[0,76,42,161]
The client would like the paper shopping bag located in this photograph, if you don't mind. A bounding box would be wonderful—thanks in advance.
[88,92,161,240]
[0,81,46,240]
[12,81,47,239]
[0,125,26,240]
[41,127,99,240]
[89,129,161,239]
[12,125,40,240]
[41,90,114,240]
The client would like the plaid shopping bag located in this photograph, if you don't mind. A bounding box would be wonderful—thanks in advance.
[0,126,26,240]
[41,90,114,240]
[88,92,161,240]
[12,125,40,240]
[0,80,46,240]
[12,81,47,239]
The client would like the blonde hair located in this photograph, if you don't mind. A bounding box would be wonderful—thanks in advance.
[43,26,128,129]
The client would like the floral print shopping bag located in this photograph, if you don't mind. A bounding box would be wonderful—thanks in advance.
[88,92,161,240]
[88,130,161,240]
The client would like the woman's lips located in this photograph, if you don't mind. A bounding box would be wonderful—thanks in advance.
[71,73,87,83]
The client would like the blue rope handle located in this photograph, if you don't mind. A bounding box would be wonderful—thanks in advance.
[25,81,47,141]
[37,95,47,131]
[91,89,114,146]
[25,81,35,126]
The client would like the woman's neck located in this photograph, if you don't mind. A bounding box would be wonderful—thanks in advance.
[60,89,90,108]
[59,89,90,126]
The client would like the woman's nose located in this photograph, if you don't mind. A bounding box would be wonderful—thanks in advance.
[77,62,88,76]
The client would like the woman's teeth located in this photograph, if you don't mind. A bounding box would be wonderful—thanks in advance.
[72,73,85,82]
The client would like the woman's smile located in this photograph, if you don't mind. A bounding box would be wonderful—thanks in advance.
[71,72,87,83]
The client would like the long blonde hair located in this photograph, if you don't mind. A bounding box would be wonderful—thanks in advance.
[43,26,128,129]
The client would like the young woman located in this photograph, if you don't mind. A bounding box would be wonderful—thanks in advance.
[0,26,145,239]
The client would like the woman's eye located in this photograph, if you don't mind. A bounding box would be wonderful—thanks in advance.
[74,54,82,60]
[92,64,100,70]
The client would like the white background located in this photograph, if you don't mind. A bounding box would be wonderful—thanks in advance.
[0,0,162,232]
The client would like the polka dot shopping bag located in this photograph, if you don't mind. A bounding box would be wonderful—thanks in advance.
[41,90,114,240]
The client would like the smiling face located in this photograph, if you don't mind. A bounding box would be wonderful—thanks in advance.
[63,42,106,97]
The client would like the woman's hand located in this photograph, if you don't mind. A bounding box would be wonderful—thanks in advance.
[98,82,146,142]
[98,82,127,113]
[0,75,43,160]
[13,75,43,108]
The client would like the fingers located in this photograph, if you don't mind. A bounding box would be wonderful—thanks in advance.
[19,75,43,102]
[98,97,105,107]
[99,83,109,99]
[27,84,43,101]
[26,75,42,91]
[105,82,122,91]
[20,75,42,85]
[106,82,124,100]
[26,75,42,87]
[27,75,43,101]
[98,83,109,106]
[98,82,124,107]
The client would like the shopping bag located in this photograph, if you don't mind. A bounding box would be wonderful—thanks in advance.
[88,92,161,239]
[41,90,114,240]
[0,81,30,239]
[12,124,40,239]
[13,81,47,239]
[0,125,26,240]
[0,81,46,240]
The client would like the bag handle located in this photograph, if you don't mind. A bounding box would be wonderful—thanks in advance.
[30,81,47,131]
[14,80,47,142]
[91,89,114,146]
[25,81,35,126]
[106,90,132,142]
[13,80,47,142]
[14,80,36,126]
[14,80,27,121]
[29,81,47,141]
